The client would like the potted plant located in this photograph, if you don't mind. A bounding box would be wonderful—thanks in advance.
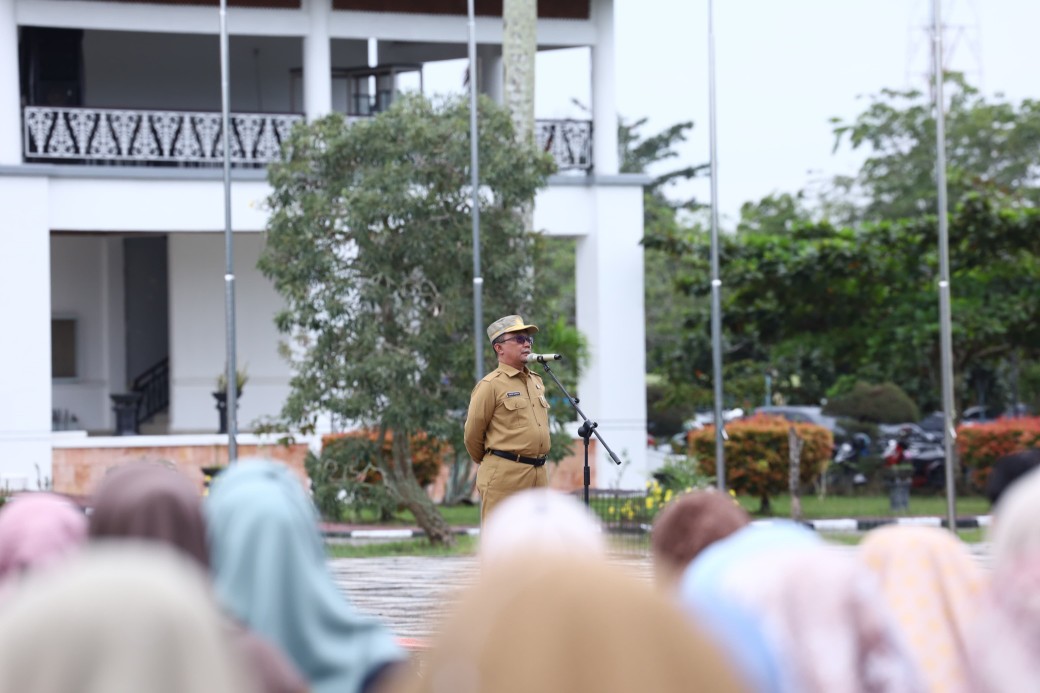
[213,365,248,434]
[884,464,913,512]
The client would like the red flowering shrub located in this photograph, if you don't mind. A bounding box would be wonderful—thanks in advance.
[690,415,833,511]
[956,417,1040,489]
[321,430,446,487]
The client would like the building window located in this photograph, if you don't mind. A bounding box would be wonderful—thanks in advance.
[52,318,77,379]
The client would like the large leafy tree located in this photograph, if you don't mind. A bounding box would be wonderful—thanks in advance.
[260,95,554,543]
[827,74,1040,224]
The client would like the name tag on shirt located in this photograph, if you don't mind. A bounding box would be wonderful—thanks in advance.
[506,391,521,397]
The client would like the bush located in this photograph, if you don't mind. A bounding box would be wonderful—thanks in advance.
[646,383,689,439]
[956,417,1040,490]
[321,430,445,488]
[823,381,920,424]
[690,415,833,512]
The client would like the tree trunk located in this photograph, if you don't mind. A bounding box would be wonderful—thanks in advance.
[788,426,804,521]
[503,0,536,233]
[382,427,456,546]
[443,450,477,506]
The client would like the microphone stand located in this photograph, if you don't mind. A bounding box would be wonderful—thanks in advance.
[538,361,622,508]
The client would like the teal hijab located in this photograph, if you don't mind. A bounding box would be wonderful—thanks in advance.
[206,459,403,693]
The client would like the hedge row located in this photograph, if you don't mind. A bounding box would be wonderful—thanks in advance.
[690,415,833,509]
[321,430,446,487]
[956,417,1040,489]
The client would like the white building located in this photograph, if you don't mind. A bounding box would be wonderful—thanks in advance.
[0,0,650,492]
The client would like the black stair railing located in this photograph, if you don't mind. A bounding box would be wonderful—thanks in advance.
[131,357,170,425]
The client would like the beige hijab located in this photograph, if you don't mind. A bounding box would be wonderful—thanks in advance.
[394,554,750,693]
[0,542,252,693]
[859,526,985,693]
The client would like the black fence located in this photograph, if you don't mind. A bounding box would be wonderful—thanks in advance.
[575,488,654,555]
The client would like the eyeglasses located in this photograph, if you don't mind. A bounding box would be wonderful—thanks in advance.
[497,334,534,346]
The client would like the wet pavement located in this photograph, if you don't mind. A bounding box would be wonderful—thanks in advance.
[328,543,992,641]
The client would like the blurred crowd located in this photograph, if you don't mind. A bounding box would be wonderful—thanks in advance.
[0,449,1038,693]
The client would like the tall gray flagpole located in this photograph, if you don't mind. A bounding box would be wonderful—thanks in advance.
[708,0,725,490]
[219,0,239,461]
[932,0,957,530]
[467,0,484,382]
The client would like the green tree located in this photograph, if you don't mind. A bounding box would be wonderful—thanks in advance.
[260,95,554,544]
[828,74,1040,223]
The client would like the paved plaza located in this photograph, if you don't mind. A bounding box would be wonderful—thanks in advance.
[329,543,992,641]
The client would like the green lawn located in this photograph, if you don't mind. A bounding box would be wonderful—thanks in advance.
[326,534,478,558]
[340,503,481,526]
[736,493,991,519]
[822,528,986,546]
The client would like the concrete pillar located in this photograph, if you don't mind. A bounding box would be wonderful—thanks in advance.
[590,0,619,175]
[574,183,648,488]
[0,0,21,165]
[477,45,503,104]
[0,176,53,488]
[303,0,332,119]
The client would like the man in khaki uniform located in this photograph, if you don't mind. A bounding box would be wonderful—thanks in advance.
[465,315,552,524]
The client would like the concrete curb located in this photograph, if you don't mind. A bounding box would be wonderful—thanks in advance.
[323,527,481,539]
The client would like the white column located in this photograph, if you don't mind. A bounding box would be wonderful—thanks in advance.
[575,183,648,489]
[0,176,52,488]
[0,0,20,165]
[590,0,619,175]
[303,0,332,119]
[477,45,503,104]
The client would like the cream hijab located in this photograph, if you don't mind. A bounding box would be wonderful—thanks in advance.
[0,542,252,693]
[860,526,986,693]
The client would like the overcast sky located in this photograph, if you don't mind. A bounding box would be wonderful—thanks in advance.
[424,0,1039,227]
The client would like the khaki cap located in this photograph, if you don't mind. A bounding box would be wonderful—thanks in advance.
[486,315,539,343]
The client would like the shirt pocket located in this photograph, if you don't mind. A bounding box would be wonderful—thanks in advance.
[502,397,531,428]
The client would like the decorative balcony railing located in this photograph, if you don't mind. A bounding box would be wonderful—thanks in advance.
[536,118,593,172]
[22,106,594,172]
[23,106,303,167]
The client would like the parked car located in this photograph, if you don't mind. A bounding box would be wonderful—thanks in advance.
[753,405,843,437]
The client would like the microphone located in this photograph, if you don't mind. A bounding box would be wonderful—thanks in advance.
[525,353,563,363]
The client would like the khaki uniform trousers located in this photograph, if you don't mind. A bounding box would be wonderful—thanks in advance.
[475,454,548,525]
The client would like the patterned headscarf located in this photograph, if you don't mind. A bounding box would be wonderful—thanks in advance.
[859,526,985,693]
[206,458,404,693]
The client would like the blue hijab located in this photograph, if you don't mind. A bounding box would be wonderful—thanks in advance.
[206,459,403,693]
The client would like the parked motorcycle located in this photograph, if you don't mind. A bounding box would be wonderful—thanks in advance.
[823,433,871,494]
[881,425,946,490]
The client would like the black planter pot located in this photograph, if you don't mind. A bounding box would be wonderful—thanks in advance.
[110,392,144,436]
[212,390,242,435]
[887,478,912,512]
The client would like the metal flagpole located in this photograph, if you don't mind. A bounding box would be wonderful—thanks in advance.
[467,0,484,382]
[932,0,957,530]
[219,0,239,461]
[707,0,725,490]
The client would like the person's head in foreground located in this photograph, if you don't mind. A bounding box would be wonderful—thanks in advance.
[859,525,986,693]
[206,458,404,693]
[985,448,1040,508]
[969,466,1040,691]
[393,554,751,693]
[479,488,606,566]
[0,492,86,595]
[0,542,251,693]
[681,522,924,693]
[651,489,750,592]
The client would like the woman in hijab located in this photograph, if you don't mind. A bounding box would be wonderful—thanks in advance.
[479,488,606,567]
[0,491,86,597]
[859,525,985,693]
[90,461,308,693]
[681,522,924,693]
[206,458,404,693]
[968,466,1040,692]
[393,553,750,693]
[0,542,252,693]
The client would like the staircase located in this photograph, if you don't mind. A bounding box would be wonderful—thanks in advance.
[131,358,170,431]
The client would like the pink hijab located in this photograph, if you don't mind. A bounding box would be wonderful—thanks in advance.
[0,492,87,587]
[860,526,985,693]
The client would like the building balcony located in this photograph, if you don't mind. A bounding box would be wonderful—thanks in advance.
[22,105,593,172]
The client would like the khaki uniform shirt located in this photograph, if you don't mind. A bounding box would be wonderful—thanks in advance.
[464,363,552,462]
